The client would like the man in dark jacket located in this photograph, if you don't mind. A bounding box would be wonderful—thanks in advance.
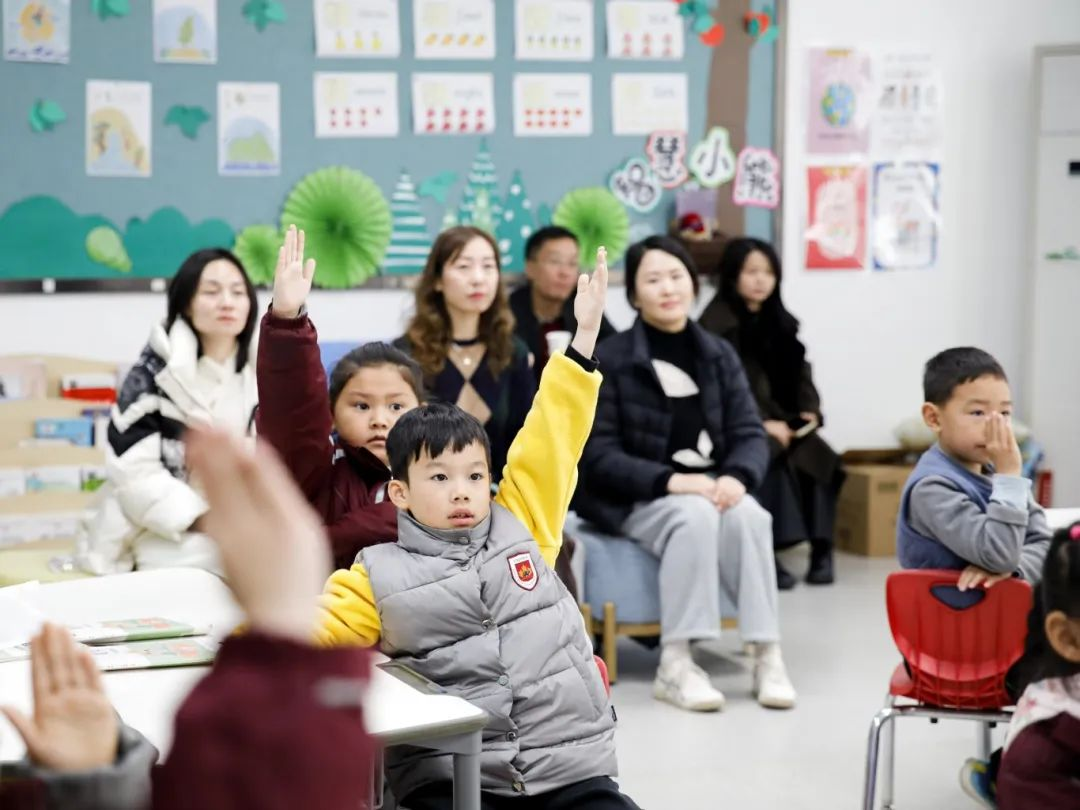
[509,226,616,382]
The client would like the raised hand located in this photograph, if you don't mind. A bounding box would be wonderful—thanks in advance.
[271,225,317,319]
[571,246,610,359]
[0,624,118,771]
[985,413,1022,477]
[186,427,331,643]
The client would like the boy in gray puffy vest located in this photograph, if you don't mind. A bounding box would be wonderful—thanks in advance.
[896,347,1050,588]
[317,250,640,809]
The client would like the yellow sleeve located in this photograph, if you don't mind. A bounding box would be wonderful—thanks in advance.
[313,562,383,647]
[495,352,602,569]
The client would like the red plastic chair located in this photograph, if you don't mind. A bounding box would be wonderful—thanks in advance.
[862,570,1033,809]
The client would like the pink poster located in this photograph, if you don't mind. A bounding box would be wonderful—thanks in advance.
[806,48,872,156]
[805,166,867,271]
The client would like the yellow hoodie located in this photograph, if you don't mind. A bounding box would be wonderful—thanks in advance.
[315,351,602,647]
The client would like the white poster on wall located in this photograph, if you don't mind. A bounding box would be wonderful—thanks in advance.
[606,0,684,61]
[153,0,217,64]
[314,0,401,58]
[871,161,940,271]
[86,81,152,178]
[413,0,495,60]
[514,0,593,61]
[611,73,688,135]
[412,72,495,135]
[513,74,591,136]
[314,72,399,137]
[3,0,70,63]
[217,82,280,176]
[872,52,943,156]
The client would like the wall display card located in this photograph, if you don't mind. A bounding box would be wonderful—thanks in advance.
[86,81,152,178]
[217,82,280,176]
[513,73,591,137]
[807,47,872,156]
[611,73,687,136]
[805,165,867,270]
[514,0,592,61]
[314,0,400,58]
[872,52,943,156]
[412,72,495,135]
[688,126,736,188]
[732,146,781,209]
[609,157,663,213]
[606,0,683,61]
[3,0,69,63]
[414,0,495,60]
[0,512,83,547]
[314,72,398,137]
[0,468,26,497]
[871,162,940,271]
[153,0,217,64]
[645,130,688,188]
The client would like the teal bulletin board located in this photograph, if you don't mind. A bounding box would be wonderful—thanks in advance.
[0,0,782,291]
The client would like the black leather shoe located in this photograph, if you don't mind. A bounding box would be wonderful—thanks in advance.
[775,559,797,590]
[806,542,835,585]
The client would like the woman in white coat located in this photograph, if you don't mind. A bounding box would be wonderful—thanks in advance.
[76,249,259,574]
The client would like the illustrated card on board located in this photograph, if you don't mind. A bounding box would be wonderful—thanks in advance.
[217,82,281,176]
[514,0,593,62]
[314,0,401,58]
[872,52,943,156]
[513,74,591,137]
[153,0,217,64]
[86,80,153,178]
[413,0,495,60]
[314,72,399,137]
[606,0,683,61]
[3,0,69,63]
[412,73,495,135]
[871,162,940,271]
[611,73,688,136]
[806,48,872,156]
[732,146,780,209]
[805,165,866,270]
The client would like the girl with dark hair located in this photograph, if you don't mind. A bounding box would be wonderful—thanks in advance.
[700,237,843,589]
[257,226,424,570]
[396,226,535,477]
[76,248,260,574]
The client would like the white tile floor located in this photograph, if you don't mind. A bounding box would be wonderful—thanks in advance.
[610,547,1002,810]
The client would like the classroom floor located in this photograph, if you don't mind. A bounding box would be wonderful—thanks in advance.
[611,546,998,810]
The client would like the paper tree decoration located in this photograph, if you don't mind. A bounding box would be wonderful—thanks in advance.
[91,0,130,20]
[440,208,459,232]
[384,170,433,276]
[456,138,501,227]
[496,171,536,272]
[242,0,286,32]
[28,99,66,133]
[164,105,211,140]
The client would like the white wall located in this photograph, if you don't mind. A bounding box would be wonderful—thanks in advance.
[779,0,1080,451]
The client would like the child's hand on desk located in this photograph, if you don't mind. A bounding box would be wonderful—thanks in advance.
[186,427,331,643]
[957,565,1012,591]
[0,623,118,771]
[570,246,609,360]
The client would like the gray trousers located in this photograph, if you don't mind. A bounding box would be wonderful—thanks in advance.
[621,494,781,644]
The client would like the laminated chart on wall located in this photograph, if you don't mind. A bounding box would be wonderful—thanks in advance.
[513,74,591,137]
[413,0,494,60]
[606,0,684,61]
[3,0,70,63]
[804,165,867,270]
[314,0,401,59]
[217,82,280,176]
[611,73,688,136]
[85,81,152,178]
[412,73,495,135]
[314,72,399,138]
[872,52,943,157]
[153,0,217,65]
[871,162,939,271]
[514,0,593,62]
[806,48,872,156]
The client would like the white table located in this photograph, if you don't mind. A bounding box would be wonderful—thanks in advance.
[1046,507,1080,529]
[0,569,487,810]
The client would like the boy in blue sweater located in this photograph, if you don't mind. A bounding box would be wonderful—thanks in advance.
[897,347,1050,587]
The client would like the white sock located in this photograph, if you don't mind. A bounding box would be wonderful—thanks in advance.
[660,640,692,669]
[753,641,783,663]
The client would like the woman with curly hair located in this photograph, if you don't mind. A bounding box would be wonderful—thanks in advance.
[395,226,535,477]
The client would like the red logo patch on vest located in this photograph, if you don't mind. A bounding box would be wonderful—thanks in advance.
[507,551,538,591]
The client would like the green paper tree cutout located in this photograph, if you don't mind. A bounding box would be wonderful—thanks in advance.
[164,105,211,140]
[417,171,459,204]
[28,99,66,133]
[440,208,459,232]
[456,139,501,227]
[91,0,130,20]
[496,171,536,272]
[384,170,433,276]
[242,0,286,32]
[233,224,282,285]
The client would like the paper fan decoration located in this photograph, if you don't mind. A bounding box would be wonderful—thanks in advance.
[281,167,391,289]
[552,187,630,269]
[232,224,281,285]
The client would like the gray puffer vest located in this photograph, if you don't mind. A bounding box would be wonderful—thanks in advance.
[359,502,617,799]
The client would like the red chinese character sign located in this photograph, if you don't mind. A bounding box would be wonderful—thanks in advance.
[805,165,867,271]
[732,147,780,209]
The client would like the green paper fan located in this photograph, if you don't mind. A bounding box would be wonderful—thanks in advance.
[281,167,391,289]
[233,224,281,285]
[86,226,131,272]
[552,188,630,269]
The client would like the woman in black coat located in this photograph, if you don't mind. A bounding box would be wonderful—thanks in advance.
[699,237,843,589]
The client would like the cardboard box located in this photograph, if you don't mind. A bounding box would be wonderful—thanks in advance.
[835,463,915,557]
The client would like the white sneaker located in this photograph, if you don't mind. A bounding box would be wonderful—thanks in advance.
[751,643,797,709]
[653,657,726,712]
